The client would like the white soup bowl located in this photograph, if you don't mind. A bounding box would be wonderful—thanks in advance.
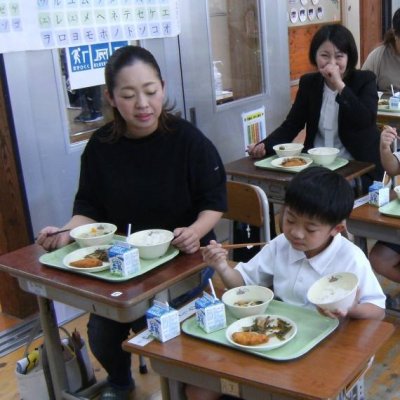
[222,285,274,319]
[70,223,117,247]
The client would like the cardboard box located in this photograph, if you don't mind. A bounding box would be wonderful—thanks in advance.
[368,181,389,207]
[108,241,140,276]
[146,300,180,342]
[195,292,226,333]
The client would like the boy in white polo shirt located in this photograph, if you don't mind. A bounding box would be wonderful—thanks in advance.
[186,166,386,400]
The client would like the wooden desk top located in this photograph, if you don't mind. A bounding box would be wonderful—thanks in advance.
[350,196,400,229]
[0,244,205,310]
[123,318,394,400]
[225,156,375,184]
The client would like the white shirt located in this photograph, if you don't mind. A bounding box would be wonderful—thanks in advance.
[235,233,385,310]
[314,84,352,160]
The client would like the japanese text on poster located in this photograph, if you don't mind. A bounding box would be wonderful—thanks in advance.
[0,0,180,54]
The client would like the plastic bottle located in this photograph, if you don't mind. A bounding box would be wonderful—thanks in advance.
[213,61,223,95]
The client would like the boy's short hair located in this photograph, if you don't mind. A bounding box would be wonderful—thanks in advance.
[284,166,354,225]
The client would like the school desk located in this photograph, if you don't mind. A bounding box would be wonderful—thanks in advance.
[224,156,375,205]
[347,195,400,254]
[225,156,375,236]
[0,244,206,400]
[123,315,394,400]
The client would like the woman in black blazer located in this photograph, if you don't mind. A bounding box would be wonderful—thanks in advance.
[248,24,383,190]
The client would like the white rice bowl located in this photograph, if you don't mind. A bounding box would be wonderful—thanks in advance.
[127,229,174,259]
[307,272,358,312]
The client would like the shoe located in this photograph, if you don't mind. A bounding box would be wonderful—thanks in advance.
[100,386,132,400]
[74,111,104,123]
[74,112,89,123]
[83,111,104,123]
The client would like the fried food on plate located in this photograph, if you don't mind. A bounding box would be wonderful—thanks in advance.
[232,331,269,346]
[69,258,103,268]
[281,157,307,167]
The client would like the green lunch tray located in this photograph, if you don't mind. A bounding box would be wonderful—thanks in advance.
[254,154,349,173]
[379,199,400,218]
[378,105,400,113]
[182,300,338,361]
[39,235,179,282]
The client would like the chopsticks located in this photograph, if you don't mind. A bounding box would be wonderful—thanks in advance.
[200,242,268,250]
[45,229,71,237]
[35,228,70,241]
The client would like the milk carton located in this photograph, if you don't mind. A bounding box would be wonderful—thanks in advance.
[146,300,180,342]
[195,292,226,333]
[389,96,400,110]
[108,241,140,276]
[368,181,389,207]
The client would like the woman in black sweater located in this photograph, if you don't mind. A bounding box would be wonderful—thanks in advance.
[37,45,227,400]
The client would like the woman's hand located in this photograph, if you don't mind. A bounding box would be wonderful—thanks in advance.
[247,142,266,158]
[319,63,345,93]
[36,226,72,251]
[172,226,201,254]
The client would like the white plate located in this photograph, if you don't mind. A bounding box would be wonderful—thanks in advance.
[63,245,111,272]
[270,156,313,171]
[225,314,297,351]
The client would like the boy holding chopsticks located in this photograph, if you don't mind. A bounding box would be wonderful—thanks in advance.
[186,166,385,400]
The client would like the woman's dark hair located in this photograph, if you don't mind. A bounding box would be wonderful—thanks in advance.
[383,8,400,49]
[284,166,354,226]
[104,45,175,141]
[309,24,358,74]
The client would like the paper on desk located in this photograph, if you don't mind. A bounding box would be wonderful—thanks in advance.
[128,299,198,346]
[353,195,369,208]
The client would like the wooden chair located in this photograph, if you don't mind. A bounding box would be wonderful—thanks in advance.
[138,181,270,373]
[223,180,271,245]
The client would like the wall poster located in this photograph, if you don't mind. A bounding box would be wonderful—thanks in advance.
[0,0,180,54]
[242,106,266,155]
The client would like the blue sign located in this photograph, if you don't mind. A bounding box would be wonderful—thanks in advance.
[91,43,110,69]
[69,45,91,72]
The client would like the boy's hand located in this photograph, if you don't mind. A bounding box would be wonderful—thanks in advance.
[316,288,360,319]
[380,125,398,152]
[201,240,229,272]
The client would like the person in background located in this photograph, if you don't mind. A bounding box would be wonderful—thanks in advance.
[369,126,400,300]
[247,24,383,190]
[74,85,104,123]
[362,8,400,95]
[37,45,227,400]
[186,166,385,400]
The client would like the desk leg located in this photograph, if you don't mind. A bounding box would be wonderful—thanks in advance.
[355,177,363,198]
[38,297,70,400]
[353,236,368,256]
[160,376,171,400]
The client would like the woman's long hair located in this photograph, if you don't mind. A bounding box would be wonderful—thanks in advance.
[383,8,400,51]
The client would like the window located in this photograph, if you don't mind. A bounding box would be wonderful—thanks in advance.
[208,0,263,105]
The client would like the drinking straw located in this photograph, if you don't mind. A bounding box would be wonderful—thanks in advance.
[127,223,131,238]
[382,171,387,186]
[391,84,395,97]
[208,278,217,299]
